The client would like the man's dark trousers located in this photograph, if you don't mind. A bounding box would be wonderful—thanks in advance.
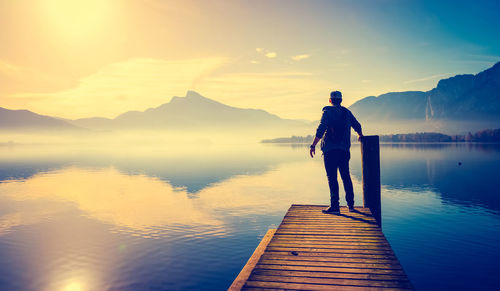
[323,149,354,208]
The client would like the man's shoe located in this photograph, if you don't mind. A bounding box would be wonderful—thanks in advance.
[322,206,340,214]
[348,205,356,212]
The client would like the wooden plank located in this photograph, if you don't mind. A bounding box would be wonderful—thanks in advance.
[270,241,390,247]
[271,240,390,246]
[272,234,387,240]
[232,205,412,291]
[273,235,385,240]
[285,212,375,216]
[268,240,392,247]
[265,247,395,255]
[260,254,399,264]
[253,264,407,275]
[283,217,378,222]
[229,229,276,291]
[268,243,393,251]
[282,220,378,225]
[252,268,406,281]
[281,223,379,227]
[280,222,378,227]
[249,274,412,289]
[263,251,397,260]
[244,280,411,290]
[276,229,379,233]
[274,232,385,237]
[257,259,403,270]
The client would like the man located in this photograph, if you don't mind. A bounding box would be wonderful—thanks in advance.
[310,91,363,214]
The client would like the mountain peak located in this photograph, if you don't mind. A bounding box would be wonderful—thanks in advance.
[185,90,204,99]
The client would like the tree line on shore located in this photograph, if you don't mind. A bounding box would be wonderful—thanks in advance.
[261,128,500,143]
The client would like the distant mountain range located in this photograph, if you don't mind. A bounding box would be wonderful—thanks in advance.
[1,62,499,135]
[0,107,80,131]
[348,62,500,133]
[0,91,307,133]
[68,90,306,131]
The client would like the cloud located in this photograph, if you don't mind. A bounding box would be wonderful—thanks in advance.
[197,71,334,120]
[404,73,454,84]
[0,59,24,76]
[5,57,226,118]
[0,56,331,120]
[291,54,310,61]
[265,52,277,58]
[256,47,277,58]
[0,59,59,94]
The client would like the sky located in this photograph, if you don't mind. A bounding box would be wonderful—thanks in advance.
[0,0,499,120]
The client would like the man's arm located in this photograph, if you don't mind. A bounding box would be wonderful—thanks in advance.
[310,110,328,158]
[350,111,363,140]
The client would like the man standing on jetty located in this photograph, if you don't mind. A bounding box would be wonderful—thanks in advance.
[310,91,363,214]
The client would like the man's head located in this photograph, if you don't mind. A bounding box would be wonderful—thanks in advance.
[330,90,342,105]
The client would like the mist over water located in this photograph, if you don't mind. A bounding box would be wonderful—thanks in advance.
[0,141,499,290]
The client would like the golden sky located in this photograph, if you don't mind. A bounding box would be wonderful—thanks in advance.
[0,0,498,120]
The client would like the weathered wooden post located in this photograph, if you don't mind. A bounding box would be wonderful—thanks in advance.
[360,135,381,227]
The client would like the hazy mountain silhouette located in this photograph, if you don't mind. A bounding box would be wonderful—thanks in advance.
[349,62,500,133]
[3,63,499,135]
[70,90,307,131]
[0,107,80,131]
[67,117,114,131]
[348,91,427,121]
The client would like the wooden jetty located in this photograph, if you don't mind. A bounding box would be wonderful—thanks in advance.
[229,136,413,290]
[229,205,412,290]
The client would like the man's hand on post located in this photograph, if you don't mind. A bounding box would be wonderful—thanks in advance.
[358,133,364,142]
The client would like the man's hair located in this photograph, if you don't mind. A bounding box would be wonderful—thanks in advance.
[330,90,342,105]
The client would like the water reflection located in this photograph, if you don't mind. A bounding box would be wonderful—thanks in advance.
[276,142,500,212]
[0,167,221,236]
[0,143,499,290]
[0,159,352,237]
[0,150,349,290]
[0,144,304,193]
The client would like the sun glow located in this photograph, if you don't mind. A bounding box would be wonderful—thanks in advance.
[41,0,114,44]
[62,281,83,291]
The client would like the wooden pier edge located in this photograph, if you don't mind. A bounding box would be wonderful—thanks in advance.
[229,228,277,291]
[229,205,413,290]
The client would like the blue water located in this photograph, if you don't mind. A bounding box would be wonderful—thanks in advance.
[0,143,499,290]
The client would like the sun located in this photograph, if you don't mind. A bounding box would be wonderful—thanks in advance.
[62,281,83,291]
[41,0,114,45]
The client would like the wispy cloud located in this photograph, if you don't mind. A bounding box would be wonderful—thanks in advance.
[256,47,277,58]
[0,59,59,96]
[265,52,277,58]
[291,54,310,61]
[5,57,226,118]
[404,73,454,84]
[197,71,333,119]
[0,59,23,75]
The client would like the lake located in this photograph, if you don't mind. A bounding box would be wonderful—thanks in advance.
[0,142,499,290]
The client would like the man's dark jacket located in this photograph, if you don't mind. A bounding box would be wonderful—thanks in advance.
[315,105,362,153]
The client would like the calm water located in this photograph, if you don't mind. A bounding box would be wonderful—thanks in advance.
[0,143,499,290]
